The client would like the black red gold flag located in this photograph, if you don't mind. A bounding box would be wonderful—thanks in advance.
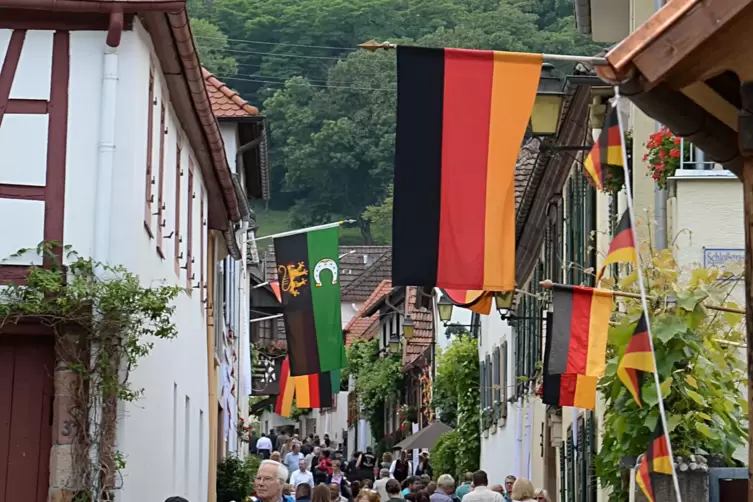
[617,315,655,407]
[293,371,334,409]
[583,106,623,191]
[542,313,599,409]
[274,358,294,417]
[274,227,346,376]
[392,46,543,292]
[636,422,674,502]
[596,210,637,282]
[441,289,493,315]
[547,284,613,378]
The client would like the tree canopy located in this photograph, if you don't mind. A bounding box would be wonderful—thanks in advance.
[188,0,604,242]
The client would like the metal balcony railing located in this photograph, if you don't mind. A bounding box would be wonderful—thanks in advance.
[680,138,718,170]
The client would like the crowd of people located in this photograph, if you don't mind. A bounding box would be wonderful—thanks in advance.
[160,430,553,502]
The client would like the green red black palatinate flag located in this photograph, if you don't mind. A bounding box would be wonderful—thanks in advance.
[392,46,543,291]
[583,106,624,191]
[636,422,673,502]
[274,227,346,377]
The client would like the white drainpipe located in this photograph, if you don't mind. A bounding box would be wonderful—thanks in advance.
[93,46,118,263]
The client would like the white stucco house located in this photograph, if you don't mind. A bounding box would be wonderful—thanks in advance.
[0,3,266,502]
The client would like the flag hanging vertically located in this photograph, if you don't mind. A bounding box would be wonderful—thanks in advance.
[547,284,613,378]
[441,289,494,315]
[541,312,599,409]
[582,106,624,191]
[636,422,674,502]
[596,210,637,282]
[274,227,346,376]
[274,358,295,417]
[392,46,543,292]
[293,371,334,409]
[617,314,655,407]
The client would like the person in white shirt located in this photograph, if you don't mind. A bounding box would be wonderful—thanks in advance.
[257,434,273,460]
[462,471,504,502]
[290,459,315,488]
[373,469,391,502]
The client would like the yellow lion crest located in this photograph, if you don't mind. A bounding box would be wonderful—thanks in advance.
[278,262,308,297]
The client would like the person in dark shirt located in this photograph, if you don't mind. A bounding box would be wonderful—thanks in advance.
[358,447,377,481]
[391,451,410,483]
[269,430,278,451]
[414,453,432,479]
[346,452,360,481]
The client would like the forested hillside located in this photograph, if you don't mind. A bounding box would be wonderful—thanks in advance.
[188,0,602,244]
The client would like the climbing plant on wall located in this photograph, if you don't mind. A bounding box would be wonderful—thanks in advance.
[0,242,183,500]
[596,249,747,500]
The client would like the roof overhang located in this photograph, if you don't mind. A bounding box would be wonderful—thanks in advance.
[596,0,753,178]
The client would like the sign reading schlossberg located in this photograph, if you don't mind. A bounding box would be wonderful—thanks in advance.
[703,248,745,279]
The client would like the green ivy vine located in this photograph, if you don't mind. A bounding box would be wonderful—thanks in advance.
[431,335,480,478]
[347,338,403,441]
[596,250,747,500]
[0,243,183,500]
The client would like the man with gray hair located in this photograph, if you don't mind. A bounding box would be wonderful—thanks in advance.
[374,468,392,502]
[430,474,457,502]
[255,460,293,502]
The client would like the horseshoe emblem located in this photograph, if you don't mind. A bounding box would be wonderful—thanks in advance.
[313,258,338,287]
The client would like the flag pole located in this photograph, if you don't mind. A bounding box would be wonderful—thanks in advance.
[613,88,683,502]
[253,219,356,243]
[250,313,283,324]
[358,40,608,65]
[538,280,745,315]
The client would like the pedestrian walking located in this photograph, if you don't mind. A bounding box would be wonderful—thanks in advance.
[429,475,455,502]
[285,443,305,475]
[257,433,273,460]
[509,479,535,502]
[503,476,516,502]
[461,471,503,502]
[356,491,380,502]
[374,468,391,502]
[414,453,432,478]
[385,479,404,502]
[313,485,332,502]
[331,483,349,502]
[357,447,377,481]
[532,489,550,502]
[291,459,315,488]
[254,459,293,502]
[455,473,473,501]
[390,451,411,483]
[296,483,313,502]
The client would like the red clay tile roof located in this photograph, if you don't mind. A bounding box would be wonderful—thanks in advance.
[202,68,259,118]
[403,286,434,366]
[344,279,392,345]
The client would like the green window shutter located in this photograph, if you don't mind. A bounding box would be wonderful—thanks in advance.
[586,412,597,502]
[493,346,501,421]
[559,443,567,502]
[500,342,508,418]
[486,354,493,418]
[566,427,575,502]
[578,417,586,502]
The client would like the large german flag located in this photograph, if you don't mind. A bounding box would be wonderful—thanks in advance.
[547,284,613,377]
[293,371,334,409]
[583,106,623,191]
[617,314,655,407]
[596,210,637,282]
[636,422,674,502]
[274,358,295,417]
[541,312,599,409]
[274,227,346,376]
[441,289,493,315]
[392,46,543,291]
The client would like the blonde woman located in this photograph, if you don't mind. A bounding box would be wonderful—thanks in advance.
[533,489,550,502]
[510,479,536,502]
[271,451,282,462]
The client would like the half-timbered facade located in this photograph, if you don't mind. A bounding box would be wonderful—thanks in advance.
[0,3,266,502]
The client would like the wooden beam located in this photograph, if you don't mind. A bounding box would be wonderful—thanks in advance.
[630,0,753,84]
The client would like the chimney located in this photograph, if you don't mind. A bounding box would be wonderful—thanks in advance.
[363,254,372,267]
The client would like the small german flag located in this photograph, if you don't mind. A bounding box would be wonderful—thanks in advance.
[392,46,543,291]
[293,371,334,409]
[583,106,624,191]
[617,314,655,407]
[441,289,493,315]
[547,284,613,377]
[596,210,637,282]
[636,422,674,502]
[541,312,599,410]
[274,357,295,417]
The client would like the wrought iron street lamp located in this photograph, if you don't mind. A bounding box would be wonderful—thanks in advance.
[388,332,401,354]
[437,294,454,323]
[530,63,566,137]
[402,315,415,340]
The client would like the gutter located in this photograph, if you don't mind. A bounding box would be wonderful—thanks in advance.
[0,0,184,11]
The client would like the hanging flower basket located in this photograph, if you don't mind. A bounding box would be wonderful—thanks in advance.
[643,127,686,189]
